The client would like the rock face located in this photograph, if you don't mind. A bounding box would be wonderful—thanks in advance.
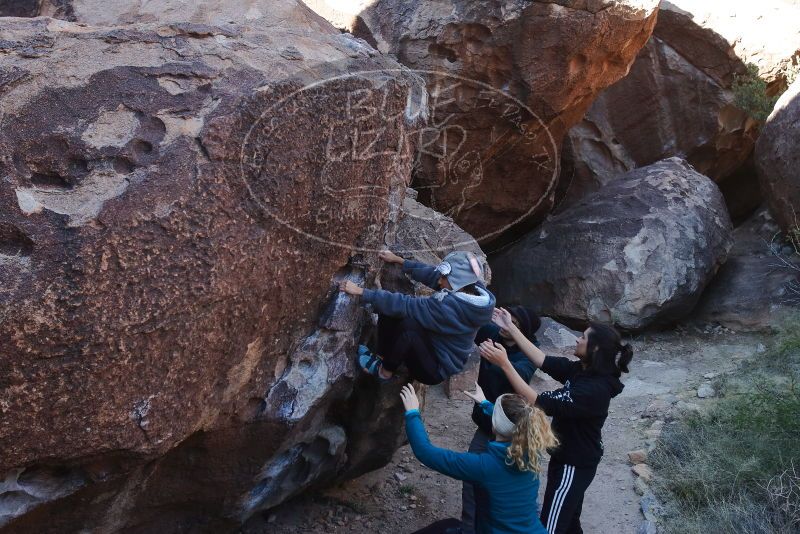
[561,0,800,215]
[306,0,659,245]
[756,79,800,232]
[393,192,489,278]
[0,7,435,532]
[33,0,328,28]
[654,0,800,86]
[491,158,734,331]
[691,210,799,331]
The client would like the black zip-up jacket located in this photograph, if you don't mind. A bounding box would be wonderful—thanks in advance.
[535,356,624,467]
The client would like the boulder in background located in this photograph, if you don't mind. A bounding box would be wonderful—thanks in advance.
[491,158,734,331]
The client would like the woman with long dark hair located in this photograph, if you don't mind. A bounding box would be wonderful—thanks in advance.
[479,309,633,534]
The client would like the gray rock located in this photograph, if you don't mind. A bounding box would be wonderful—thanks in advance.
[756,79,800,232]
[634,476,650,496]
[691,209,798,331]
[535,317,582,356]
[697,383,716,398]
[491,158,734,331]
[640,490,663,522]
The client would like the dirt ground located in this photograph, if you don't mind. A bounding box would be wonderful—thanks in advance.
[244,327,771,534]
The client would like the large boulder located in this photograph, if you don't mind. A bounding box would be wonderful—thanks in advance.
[0,7,432,532]
[691,209,799,331]
[490,158,734,331]
[756,79,800,232]
[561,0,800,216]
[305,0,659,245]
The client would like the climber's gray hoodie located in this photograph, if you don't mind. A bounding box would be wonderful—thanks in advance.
[361,260,495,379]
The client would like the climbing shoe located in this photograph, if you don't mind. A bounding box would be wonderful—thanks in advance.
[358,349,392,383]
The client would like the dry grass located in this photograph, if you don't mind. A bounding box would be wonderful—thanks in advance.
[650,318,800,534]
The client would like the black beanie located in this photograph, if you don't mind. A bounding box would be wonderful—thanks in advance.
[507,306,541,342]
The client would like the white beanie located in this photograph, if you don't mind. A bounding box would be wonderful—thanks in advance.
[492,394,516,439]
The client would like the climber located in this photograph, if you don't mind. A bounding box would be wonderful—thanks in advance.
[479,309,632,534]
[339,250,495,385]
[462,306,541,534]
[400,383,555,534]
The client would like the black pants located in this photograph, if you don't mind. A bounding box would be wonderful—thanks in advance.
[412,518,461,534]
[540,460,597,534]
[460,428,492,534]
[377,315,442,385]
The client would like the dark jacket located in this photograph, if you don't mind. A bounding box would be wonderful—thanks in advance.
[362,260,495,379]
[471,323,537,435]
[405,408,548,534]
[535,356,624,467]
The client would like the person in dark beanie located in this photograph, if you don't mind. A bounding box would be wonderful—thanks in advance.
[461,306,541,534]
[340,249,495,385]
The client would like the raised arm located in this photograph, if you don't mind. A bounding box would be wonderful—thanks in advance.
[378,249,442,289]
[478,341,539,405]
[400,385,484,482]
[492,308,546,368]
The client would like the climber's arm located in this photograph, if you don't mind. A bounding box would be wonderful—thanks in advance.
[360,287,446,326]
[401,260,442,290]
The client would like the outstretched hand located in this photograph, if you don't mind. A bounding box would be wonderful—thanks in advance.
[491,307,515,331]
[479,340,511,369]
[463,382,486,404]
[378,250,404,265]
[400,384,420,411]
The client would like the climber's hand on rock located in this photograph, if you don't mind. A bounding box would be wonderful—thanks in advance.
[463,382,486,404]
[378,250,404,265]
[479,340,511,369]
[339,280,364,296]
[400,384,420,411]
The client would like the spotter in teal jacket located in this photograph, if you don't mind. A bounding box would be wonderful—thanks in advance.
[405,406,548,534]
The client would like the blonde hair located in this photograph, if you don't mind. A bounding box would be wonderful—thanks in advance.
[499,394,559,473]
